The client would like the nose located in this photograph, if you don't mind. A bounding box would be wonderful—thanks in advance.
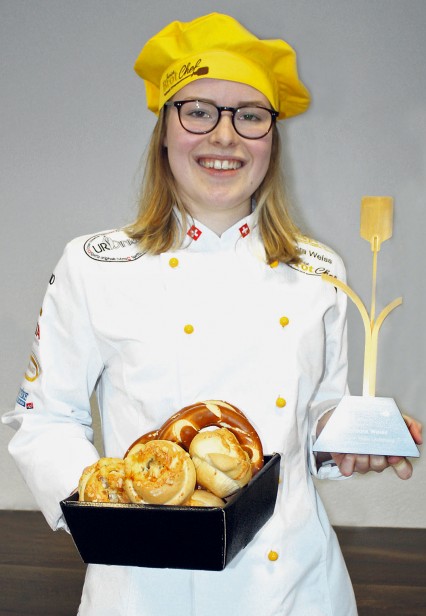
[208,111,237,146]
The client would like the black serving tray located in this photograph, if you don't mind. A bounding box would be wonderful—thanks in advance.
[60,453,281,571]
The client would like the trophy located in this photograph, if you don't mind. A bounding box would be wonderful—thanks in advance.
[313,196,419,457]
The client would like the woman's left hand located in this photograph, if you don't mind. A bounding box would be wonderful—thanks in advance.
[330,415,423,480]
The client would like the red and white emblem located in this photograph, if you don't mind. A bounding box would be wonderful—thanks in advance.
[187,225,202,240]
[239,223,250,238]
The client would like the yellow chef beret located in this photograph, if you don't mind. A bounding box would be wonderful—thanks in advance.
[134,13,310,120]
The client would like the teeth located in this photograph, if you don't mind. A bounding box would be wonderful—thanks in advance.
[199,159,242,170]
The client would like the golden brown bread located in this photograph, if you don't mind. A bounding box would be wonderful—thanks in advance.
[157,400,264,474]
[189,428,252,498]
[184,489,225,507]
[124,440,196,505]
[78,458,130,503]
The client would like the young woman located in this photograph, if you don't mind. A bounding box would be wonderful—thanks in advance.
[3,13,421,616]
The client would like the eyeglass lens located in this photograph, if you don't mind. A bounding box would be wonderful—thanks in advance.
[176,100,275,139]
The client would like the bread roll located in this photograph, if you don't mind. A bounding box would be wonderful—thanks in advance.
[78,458,130,503]
[184,489,225,507]
[124,440,196,505]
[189,428,252,498]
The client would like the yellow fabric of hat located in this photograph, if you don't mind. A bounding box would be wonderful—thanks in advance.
[134,13,310,120]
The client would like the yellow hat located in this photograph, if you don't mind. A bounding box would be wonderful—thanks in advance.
[134,13,310,120]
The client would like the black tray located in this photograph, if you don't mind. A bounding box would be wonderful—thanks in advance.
[60,453,281,571]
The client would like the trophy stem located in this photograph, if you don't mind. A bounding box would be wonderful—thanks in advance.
[370,237,379,326]
[363,332,373,396]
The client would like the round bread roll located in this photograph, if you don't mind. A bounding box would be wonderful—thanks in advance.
[189,428,252,498]
[78,457,130,503]
[184,489,225,508]
[124,440,196,505]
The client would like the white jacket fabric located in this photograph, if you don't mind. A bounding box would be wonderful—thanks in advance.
[3,210,357,615]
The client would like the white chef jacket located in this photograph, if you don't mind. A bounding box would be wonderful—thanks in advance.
[3,210,357,616]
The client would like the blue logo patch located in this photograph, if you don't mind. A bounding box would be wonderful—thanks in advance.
[17,388,29,407]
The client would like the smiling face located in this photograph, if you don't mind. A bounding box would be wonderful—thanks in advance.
[164,79,274,234]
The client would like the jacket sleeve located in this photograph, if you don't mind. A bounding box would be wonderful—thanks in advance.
[2,240,104,529]
[307,252,350,479]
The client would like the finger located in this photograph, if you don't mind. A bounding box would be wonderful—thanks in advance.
[352,454,371,474]
[388,456,413,480]
[403,415,423,444]
[332,453,357,477]
[368,455,388,473]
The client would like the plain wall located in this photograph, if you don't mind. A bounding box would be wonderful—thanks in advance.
[1,0,425,526]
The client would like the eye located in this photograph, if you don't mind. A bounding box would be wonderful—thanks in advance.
[189,109,211,119]
[237,108,264,123]
[182,101,215,120]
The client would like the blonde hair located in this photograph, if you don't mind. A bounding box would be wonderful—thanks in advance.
[126,110,301,264]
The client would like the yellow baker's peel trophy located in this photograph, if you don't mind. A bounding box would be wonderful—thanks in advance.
[313,196,419,457]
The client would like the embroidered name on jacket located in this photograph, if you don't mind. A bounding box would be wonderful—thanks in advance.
[289,236,336,277]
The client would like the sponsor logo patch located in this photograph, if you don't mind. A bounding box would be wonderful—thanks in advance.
[289,261,333,276]
[84,231,144,262]
[16,388,29,407]
[24,353,41,382]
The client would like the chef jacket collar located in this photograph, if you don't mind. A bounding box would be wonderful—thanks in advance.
[175,207,259,253]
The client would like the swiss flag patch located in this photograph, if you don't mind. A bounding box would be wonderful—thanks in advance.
[239,223,250,238]
[187,225,202,240]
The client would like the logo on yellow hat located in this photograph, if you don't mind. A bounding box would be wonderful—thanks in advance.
[163,58,209,99]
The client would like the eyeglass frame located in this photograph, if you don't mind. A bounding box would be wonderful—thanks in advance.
[164,99,279,140]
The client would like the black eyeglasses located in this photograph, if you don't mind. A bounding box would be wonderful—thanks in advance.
[165,99,278,139]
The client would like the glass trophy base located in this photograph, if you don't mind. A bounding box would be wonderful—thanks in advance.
[313,395,420,457]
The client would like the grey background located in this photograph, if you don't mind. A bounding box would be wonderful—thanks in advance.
[1,0,425,526]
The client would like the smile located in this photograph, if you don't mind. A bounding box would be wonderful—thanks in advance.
[198,158,242,170]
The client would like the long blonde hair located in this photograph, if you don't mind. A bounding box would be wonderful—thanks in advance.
[126,109,301,263]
